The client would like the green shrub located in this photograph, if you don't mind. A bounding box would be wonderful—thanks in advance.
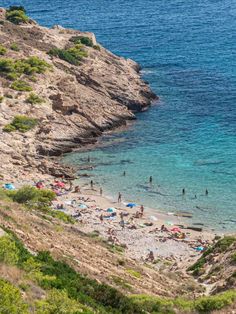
[3,124,16,132]
[195,290,236,312]
[10,43,20,51]
[26,93,44,105]
[0,279,29,314]
[0,235,19,265]
[35,289,91,314]
[48,45,87,65]
[0,44,7,55]
[6,8,29,25]
[214,236,235,252]
[8,186,55,208]
[11,80,32,91]
[8,6,26,13]
[3,115,38,133]
[51,211,75,224]
[0,57,51,81]
[126,269,141,279]
[48,48,79,65]
[0,95,4,103]
[70,36,93,47]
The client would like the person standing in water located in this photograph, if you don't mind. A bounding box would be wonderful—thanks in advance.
[90,180,94,189]
[100,187,103,196]
[118,192,122,203]
[123,171,126,176]
[182,188,185,196]
[149,176,153,184]
[205,189,208,196]
[87,156,91,163]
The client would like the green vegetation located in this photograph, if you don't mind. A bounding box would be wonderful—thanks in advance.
[26,93,44,105]
[111,276,133,291]
[0,56,51,81]
[0,234,19,265]
[0,44,7,55]
[130,291,236,313]
[10,43,20,51]
[0,227,235,313]
[70,36,93,47]
[0,279,29,314]
[188,236,236,276]
[0,95,4,103]
[3,115,38,133]
[70,36,101,51]
[48,44,88,66]
[50,211,75,224]
[6,6,29,25]
[126,269,142,279]
[11,79,32,91]
[35,289,91,314]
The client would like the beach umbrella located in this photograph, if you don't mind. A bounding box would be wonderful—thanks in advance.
[55,181,65,188]
[79,204,87,209]
[126,203,137,208]
[107,207,116,213]
[4,183,15,190]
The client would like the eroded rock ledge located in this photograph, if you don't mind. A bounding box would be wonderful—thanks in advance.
[0,8,157,179]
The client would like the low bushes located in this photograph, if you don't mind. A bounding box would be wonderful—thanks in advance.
[10,43,20,51]
[6,6,29,25]
[3,115,38,133]
[26,93,44,105]
[11,79,32,91]
[7,186,55,209]
[70,36,93,47]
[0,235,19,265]
[0,56,51,81]
[48,44,88,65]
[0,44,7,55]
[0,279,29,314]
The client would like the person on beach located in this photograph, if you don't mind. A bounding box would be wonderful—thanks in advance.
[146,250,154,262]
[90,180,94,189]
[205,189,208,196]
[100,187,103,196]
[99,214,103,223]
[149,176,153,184]
[73,186,81,193]
[140,205,144,216]
[118,192,122,203]
[120,218,125,229]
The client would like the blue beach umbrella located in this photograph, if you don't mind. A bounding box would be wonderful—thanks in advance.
[126,203,137,208]
[107,207,116,213]
[79,204,87,209]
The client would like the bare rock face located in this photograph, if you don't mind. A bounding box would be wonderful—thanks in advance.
[0,9,158,178]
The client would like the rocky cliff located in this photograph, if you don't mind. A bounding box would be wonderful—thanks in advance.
[0,7,157,179]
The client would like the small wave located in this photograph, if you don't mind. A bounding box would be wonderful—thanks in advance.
[194,159,224,166]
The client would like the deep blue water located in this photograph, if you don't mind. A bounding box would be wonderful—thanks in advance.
[3,0,236,230]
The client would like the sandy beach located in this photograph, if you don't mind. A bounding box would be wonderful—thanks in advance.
[1,165,220,269]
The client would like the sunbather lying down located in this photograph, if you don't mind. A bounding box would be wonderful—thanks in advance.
[78,196,95,202]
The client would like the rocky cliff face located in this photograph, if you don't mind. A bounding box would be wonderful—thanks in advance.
[0,8,157,179]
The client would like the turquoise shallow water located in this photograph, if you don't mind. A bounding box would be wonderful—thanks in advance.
[3,0,236,231]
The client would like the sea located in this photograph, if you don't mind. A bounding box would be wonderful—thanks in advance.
[3,0,236,231]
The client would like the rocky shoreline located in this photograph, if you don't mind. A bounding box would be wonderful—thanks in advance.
[0,7,157,181]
